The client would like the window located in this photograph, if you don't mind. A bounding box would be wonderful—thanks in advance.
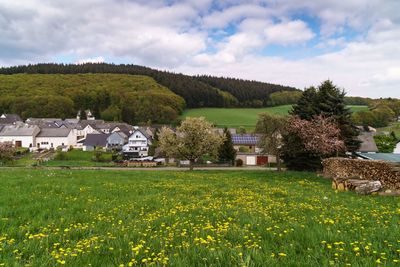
[41,142,49,145]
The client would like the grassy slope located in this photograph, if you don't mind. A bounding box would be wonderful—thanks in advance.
[182,105,368,130]
[0,169,398,266]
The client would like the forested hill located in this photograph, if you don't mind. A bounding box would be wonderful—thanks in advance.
[0,63,298,108]
[0,74,185,124]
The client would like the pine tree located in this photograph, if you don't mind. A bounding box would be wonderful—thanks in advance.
[282,80,361,171]
[218,128,236,165]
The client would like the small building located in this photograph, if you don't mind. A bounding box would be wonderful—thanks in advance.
[36,128,77,150]
[83,134,110,151]
[231,134,260,153]
[122,129,152,158]
[0,124,40,148]
[107,132,128,150]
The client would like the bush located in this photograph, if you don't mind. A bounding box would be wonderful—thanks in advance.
[54,151,68,160]
[111,153,123,162]
[92,149,108,162]
[235,159,243,167]
[14,147,29,156]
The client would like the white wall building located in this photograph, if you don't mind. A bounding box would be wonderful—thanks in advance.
[36,128,77,149]
[0,124,40,149]
[122,129,151,157]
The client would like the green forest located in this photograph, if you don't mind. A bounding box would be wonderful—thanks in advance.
[0,63,299,109]
[0,74,185,124]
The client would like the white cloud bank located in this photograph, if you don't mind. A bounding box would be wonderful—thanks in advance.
[0,0,399,98]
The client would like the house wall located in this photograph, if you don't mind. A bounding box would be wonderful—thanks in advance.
[0,136,35,148]
[123,130,149,157]
[36,131,77,149]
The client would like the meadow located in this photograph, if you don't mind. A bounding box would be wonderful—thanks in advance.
[182,105,368,130]
[0,169,399,266]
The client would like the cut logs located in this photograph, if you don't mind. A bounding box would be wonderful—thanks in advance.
[332,178,382,195]
[323,158,400,190]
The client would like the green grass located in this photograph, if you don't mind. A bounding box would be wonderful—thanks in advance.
[378,121,400,137]
[42,149,114,167]
[0,169,399,266]
[182,105,369,131]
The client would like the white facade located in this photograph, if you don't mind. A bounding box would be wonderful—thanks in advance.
[395,142,400,154]
[0,135,36,148]
[36,131,77,149]
[122,130,150,157]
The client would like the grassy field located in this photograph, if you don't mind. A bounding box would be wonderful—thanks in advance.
[0,169,399,266]
[41,149,114,167]
[378,121,400,136]
[182,105,368,130]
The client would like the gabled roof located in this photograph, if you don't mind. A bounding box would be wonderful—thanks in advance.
[37,128,72,137]
[0,124,40,136]
[130,128,151,140]
[83,134,110,147]
[232,134,259,146]
[0,114,22,125]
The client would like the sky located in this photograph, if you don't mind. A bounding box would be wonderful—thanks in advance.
[0,0,399,98]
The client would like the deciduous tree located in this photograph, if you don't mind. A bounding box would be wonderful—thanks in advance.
[158,117,223,170]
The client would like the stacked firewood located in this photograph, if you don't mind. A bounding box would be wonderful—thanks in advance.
[323,158,400,191]
[331,178,382,195]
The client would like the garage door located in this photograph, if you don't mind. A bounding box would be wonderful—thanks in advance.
[246,156,256,166]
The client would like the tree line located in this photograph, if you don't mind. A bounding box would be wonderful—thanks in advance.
[0,74,185,124]
[0,63,299,108]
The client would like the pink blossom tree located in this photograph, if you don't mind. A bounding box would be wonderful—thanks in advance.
[288,115,346,156]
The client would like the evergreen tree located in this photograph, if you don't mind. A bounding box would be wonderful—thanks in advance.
[283,80,361,171]
[218,128,236,165]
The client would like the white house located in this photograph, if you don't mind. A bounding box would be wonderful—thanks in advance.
[36,128,77,149]
[0,124,40,149]
[122,129,151,157]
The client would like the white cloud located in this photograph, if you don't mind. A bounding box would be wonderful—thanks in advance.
[0,0,400,97]
[76,56,105,64]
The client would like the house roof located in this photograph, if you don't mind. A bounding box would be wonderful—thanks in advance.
[37,128,72,137]
[0,114,22,125]
[232,134,259,146]
[357,132,379,153]
[356,152,400,163]
[0,124,40,136]
[83,134,110,147]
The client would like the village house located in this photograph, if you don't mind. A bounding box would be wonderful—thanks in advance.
[107,131,128,150]
[82,134,110,151]
[122,129,152,158]
[0,114,22,125]
[231,134,275,166]
[35,128,77,150]
[0,124,40,149]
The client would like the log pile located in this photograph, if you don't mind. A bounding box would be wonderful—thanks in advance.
[332,178,382,194]
[323,158,400,190]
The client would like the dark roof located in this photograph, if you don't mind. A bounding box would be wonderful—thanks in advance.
[37,128,72,137]
[357,132,379,153]
[83,134,110,147]
[0,114,22,125]
[0,124,40,136]
[232,134,259,145]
